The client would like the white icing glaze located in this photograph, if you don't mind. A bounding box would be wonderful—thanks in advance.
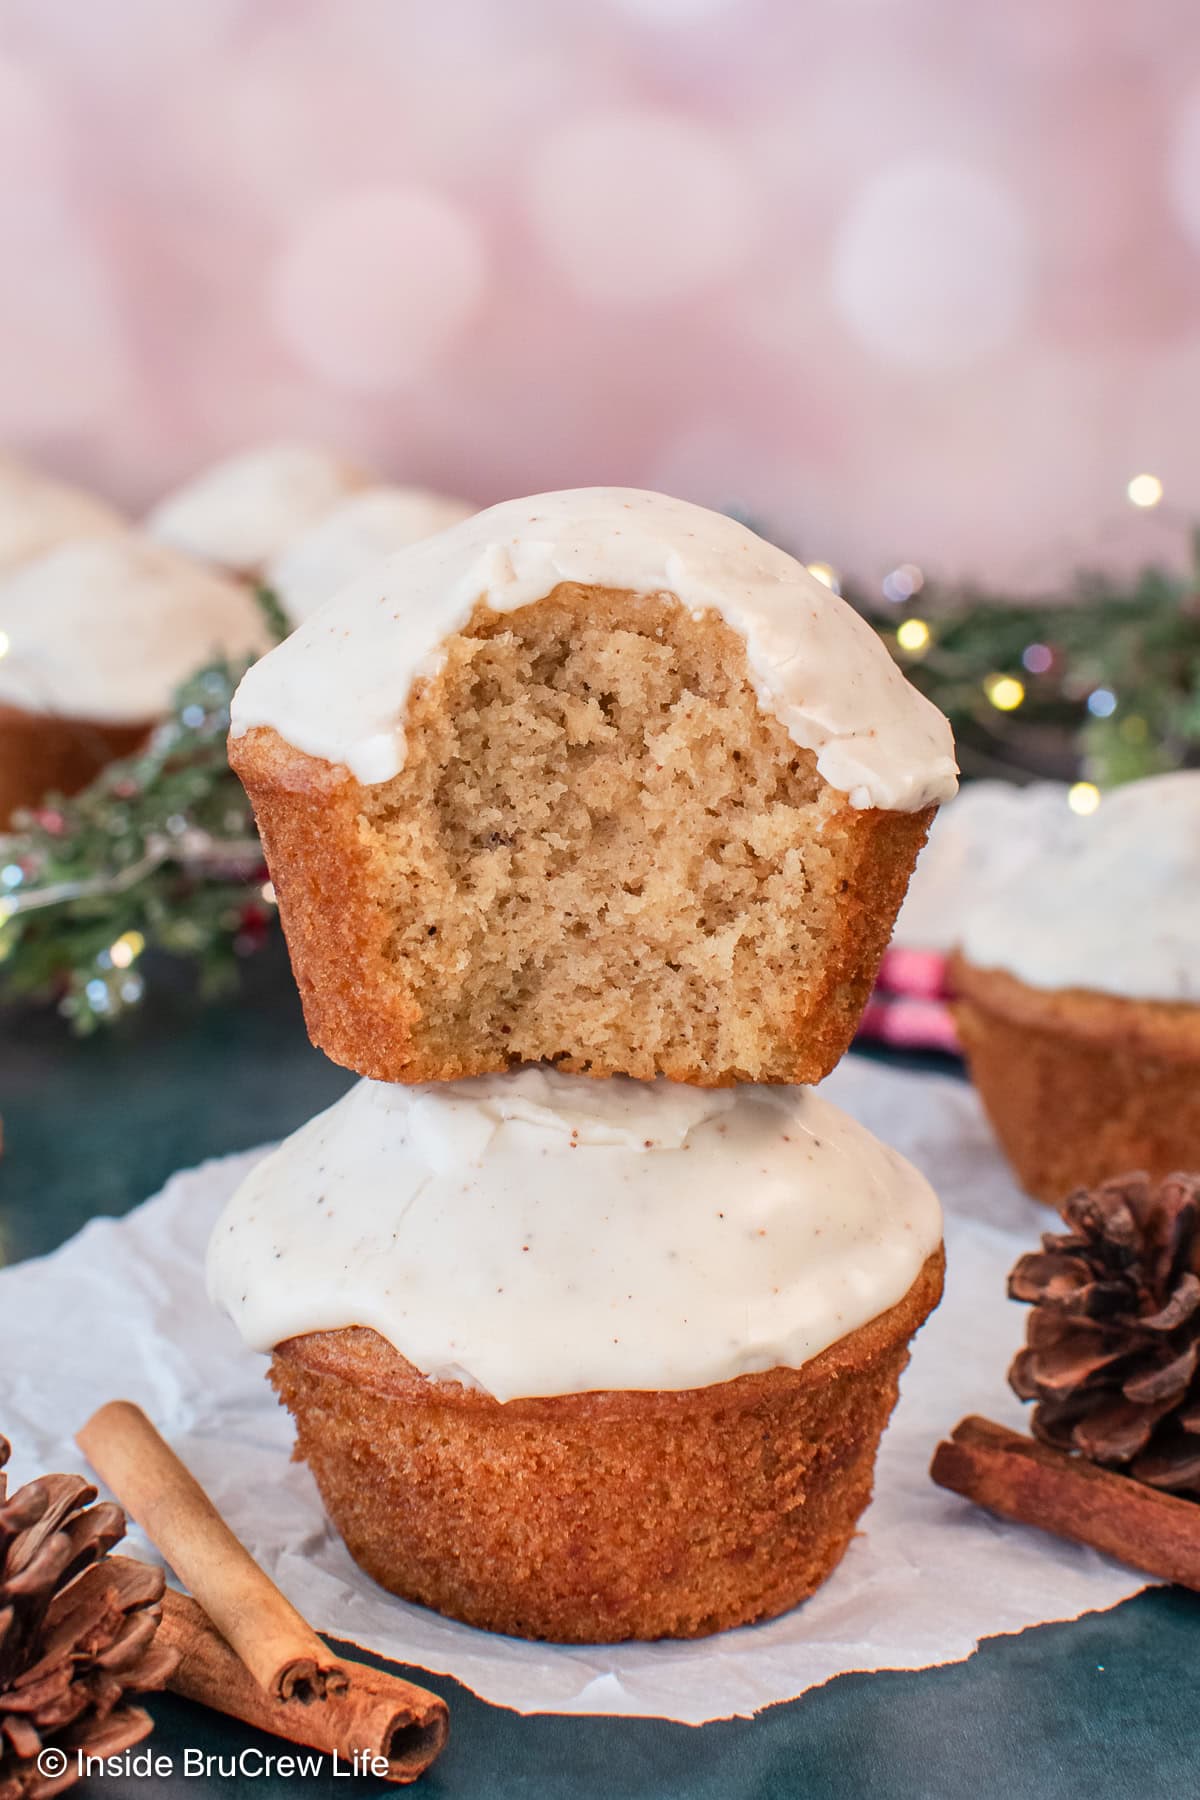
[266,485,475,624]
[959,771,1200,1002]
[0,453,125,577]
[893,780,1073,953]
[230,488,958,812]
[145,442,371,574]
[0,535,272,722]
[206,1067,943,1402]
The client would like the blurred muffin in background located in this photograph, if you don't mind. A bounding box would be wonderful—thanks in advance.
[0,535,270,821]
[951,771,1200,1202]
[144,441,371,581]
[863,781,1073,1052]
[891,780,1072,957]
[0,452,125,578]
[266,485,474,625]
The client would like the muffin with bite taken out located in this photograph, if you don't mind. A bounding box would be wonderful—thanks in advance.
[229,488,958,1087]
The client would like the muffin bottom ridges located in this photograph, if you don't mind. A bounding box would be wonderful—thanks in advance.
[269,1249,944,1643]
[951,956,1200,1205]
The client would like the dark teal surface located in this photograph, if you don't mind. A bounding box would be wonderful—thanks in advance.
[3,946,1198,1798]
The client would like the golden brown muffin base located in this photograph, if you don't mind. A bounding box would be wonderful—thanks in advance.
[269,1249,944,1643]
[0,702,148,825]
[951,953,1200,1204]
[232,585,935,1086]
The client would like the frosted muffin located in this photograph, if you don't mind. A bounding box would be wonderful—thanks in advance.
[0,452,125,577]
[0,535,270,819]
[229,489,958,1086]
[892,780,1071,957]
[145,442,371,580]
[952,772,1200,1202]
[266,486,475,625]
[207,1068,944,1642]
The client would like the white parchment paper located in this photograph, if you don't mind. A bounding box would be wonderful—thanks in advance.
[0,1058,1151,1723]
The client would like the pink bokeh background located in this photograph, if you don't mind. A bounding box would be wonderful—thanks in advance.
[2,0,1199,585]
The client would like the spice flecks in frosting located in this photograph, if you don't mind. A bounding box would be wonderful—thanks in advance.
[206,1067,943,1402]
[229,488,959,812]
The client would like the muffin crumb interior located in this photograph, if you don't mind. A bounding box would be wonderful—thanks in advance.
[357,584,858,1080]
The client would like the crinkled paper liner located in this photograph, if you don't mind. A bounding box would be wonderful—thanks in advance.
[0,1057,1149,1723]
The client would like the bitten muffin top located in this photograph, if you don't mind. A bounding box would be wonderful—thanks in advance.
[229,487,958,811]
[207,1066,943,1402]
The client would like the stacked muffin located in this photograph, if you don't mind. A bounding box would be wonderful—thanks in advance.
[209,488,958,1642]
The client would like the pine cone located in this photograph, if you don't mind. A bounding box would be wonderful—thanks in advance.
[0,1435,178,1800]
[1009,1172,1200,1494]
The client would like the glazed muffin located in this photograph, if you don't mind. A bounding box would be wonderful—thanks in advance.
[207,1068,944,1642]
[266,486,475,625]
[229,488,958,1086]
[145,442,372,580]
[0,534,270,820]
[952,772,1200,1203]
[892,780,1071,958]
[0,451,125,578]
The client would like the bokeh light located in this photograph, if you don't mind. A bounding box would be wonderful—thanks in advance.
[984,674,1025,711]
[805,561,841,592]
[882,565,924,604]
[896,618,931,653]
[1126,473,1163,508]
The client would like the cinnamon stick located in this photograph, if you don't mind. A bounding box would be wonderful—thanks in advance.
[931,1414,1200,1588]
[150,1581,446,1785]
[76,1403,448,1783]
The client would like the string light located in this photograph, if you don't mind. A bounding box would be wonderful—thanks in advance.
[984,674,1025,711]
[1126,473,1163,509]
[1086,687,1117,718]
[1022,643,1053,674]
[1068,781,1101,816]
[805,561,841,593]
[108,929,145,969]
[895,618,931,654]
[261,880,277,905]
[881,563,924,604]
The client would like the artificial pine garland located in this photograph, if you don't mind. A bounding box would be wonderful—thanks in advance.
[0,558,1196,1032]
[0,586,286,1032]
[0,660,268,1031]
[856,541,1200,788]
